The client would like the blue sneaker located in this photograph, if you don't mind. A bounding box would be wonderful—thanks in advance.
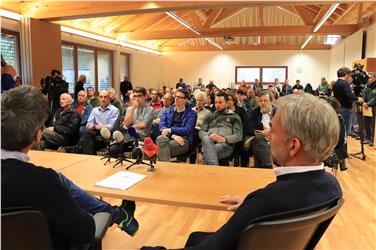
[117,200,139,236]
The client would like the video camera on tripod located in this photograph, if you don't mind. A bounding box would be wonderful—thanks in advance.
[351,63,369,97]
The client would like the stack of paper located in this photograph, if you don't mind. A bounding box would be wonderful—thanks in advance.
[95,171,146,191]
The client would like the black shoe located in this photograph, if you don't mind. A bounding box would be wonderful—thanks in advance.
[117,200,139,236]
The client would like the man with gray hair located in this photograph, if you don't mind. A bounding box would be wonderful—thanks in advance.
[2,86,140,248]
[143,94,343,249]
[37,93,81,150]
[192,90,211,130]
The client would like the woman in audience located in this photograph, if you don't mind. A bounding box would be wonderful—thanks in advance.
[204,93,215,113]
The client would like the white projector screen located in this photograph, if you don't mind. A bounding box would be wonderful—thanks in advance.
[236,67,260,82]
[262,67,287,83]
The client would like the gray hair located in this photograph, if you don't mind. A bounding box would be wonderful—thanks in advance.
[60,93,73,104]
[276,94,339,162]
[1,86,48,151]
[194,90,207,100]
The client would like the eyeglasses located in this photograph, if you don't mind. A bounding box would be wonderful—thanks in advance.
[134,94,144,97]
[175,96,185,99]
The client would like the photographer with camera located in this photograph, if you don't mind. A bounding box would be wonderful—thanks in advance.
[333,67,357,136]
[41,69,69,115]
[361,72,376,146]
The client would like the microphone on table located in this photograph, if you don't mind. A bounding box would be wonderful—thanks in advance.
[100,128,133,167]
[127,126,140,147]
[126,136,158,172]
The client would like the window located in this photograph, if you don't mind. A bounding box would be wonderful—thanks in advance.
[119,53,130,81]
[98,50,112,91]
[62,45,75,93]
[78,47,96,91]
[1,30,20,75]
[62,43,113,93]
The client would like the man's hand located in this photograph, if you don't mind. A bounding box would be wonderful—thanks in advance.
[161,128,171,136]
[87,124,94,129]
[209,133,226,143]
[46,127,54,132]
[219,195,245,211]
[363,103,369,109]
[173,135,185,146]
[131,99,139,109]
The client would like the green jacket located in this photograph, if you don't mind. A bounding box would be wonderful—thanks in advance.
[363,81,376,107]
[199,109,243,144]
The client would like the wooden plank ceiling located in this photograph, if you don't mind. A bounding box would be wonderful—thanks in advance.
[3,1,376,52]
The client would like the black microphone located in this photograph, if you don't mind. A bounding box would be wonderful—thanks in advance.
[127,126,139,147]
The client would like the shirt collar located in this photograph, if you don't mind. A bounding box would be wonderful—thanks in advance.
[273,164,324,176]
[1,149,30,162]
[98,104,111,112]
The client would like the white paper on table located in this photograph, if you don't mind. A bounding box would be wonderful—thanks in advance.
[95,171,146,191]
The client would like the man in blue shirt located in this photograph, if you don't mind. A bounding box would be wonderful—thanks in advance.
[59,90,120,155]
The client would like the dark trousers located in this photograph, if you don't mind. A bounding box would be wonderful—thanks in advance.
[250,136,272,168]
[78,129,109,155]
[185,232,212,247]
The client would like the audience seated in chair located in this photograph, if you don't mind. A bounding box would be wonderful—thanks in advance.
[59,90,119,155]
[87,86,100,107]
[199,92,243,166]
[142,93,343,250]
[243,90,276,168]
[227,93,248,167]
[156,89,197,162]
[1,86,139,249]
[122,87,155,141]
[37,93,81,150]
[73,90,93,135]
[151,93,173,141]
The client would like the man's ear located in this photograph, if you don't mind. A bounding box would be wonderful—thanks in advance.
[32,129,43,147]
[288,138,301,158]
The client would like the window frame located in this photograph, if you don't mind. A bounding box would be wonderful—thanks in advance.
[120,52,131,81]
[1,29,22,77]
[62,42,113,94]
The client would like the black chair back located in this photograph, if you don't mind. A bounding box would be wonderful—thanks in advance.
[2,207,53,250]
[237,198,344,250]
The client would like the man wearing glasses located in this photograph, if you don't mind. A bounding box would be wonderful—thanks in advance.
[157,89,197,161]
[123,87,155,140]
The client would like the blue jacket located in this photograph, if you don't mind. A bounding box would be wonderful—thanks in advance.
[72,101,93,127]
[159,103,197,150]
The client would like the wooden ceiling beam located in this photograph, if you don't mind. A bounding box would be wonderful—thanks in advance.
[313,4,332,24]
[203,9,223,29]
[189,10,203,28]
[212,8,246,27]
[333,3,357,24]
[21,1,325,21]
[160,44,331,52]
[258,6,264,44]
[293,6,316,24]
[104,16,134,34]
[357,2,364,26]
[123,24,358,40]
[132,13,168,32]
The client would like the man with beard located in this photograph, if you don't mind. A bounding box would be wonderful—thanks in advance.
[243,90,276,168]
[199,92,243,165]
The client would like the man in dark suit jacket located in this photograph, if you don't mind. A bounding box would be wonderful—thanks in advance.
[143,93,342,250]
[243,90,276,168]
[1,86,139,249]
[120,75,133,103]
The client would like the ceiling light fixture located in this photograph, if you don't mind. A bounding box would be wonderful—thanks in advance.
[313,3,340,32]
[61,26,160,55]
[301,35,313,49]
[0,9,22,21]
[166,11,223,50]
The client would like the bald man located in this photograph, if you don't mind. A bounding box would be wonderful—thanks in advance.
[38,93,81,150]
[59,90,120,154]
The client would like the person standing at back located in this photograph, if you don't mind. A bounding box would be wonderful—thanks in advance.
[333,67,357,136]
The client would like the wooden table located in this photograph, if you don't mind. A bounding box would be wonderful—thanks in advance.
[29,150,92,171]
[60,155,275,211]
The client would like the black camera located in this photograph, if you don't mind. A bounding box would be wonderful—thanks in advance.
[351,63,369,97]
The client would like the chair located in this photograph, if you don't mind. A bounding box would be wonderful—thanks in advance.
[237,197,344,250]
[2,207,112,250]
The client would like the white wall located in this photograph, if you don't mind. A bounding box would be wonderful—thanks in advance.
[329,23,376,80]
[366,22,376,58]
[160,50,330,89]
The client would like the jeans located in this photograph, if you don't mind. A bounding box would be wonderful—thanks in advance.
[201,135,233,165]
[364,107,375,143]
[340,107,353,135]
[57,172,119,225]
